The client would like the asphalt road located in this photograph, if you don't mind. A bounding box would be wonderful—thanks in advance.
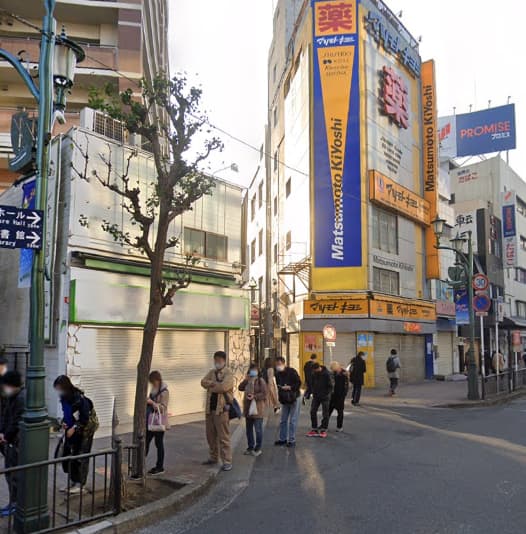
[140,397,526,534]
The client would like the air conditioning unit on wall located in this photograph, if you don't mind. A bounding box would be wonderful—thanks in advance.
[80,107,128,145]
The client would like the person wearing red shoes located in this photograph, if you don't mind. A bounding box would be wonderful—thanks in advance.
[306,363,333,438]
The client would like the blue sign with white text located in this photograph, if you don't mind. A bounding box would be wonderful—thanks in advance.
[0,205,43,250]
[456,104,516,157]
[455,289,469,326]
[502,204,516,238]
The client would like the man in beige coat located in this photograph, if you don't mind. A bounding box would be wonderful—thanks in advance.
[201,351,234,471]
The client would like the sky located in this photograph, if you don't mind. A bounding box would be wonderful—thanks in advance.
[169,0,525,186]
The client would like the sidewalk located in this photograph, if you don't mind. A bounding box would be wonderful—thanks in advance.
[362,378,526,409]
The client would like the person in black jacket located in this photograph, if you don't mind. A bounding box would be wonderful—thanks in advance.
[329,362,349,431]
[274,357,301,447]
[54,376,98,494]
[306,363,333,438]
[303,354,317,397]
[0,371,24,516]
[349,351,367,405]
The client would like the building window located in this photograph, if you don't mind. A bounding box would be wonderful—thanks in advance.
[184,228,227,261]
[274,243,278,264]
[286,231,292,250]
[183,228,205,257]
[516,268,526,284]
[521,235,526,251]
[258,182,264,208]
[274,150,278,171]
[372,207,398,254]
[373,267,400,295]
[286,178,291,197]
[517,300,526,319]
[251,195,256,221]
[250,239,256,264]
[258,229,263,256]
[273,196,278,215]
[517,197,526,216]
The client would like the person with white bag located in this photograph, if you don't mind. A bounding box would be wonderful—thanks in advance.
[146,371,169,475]
[238,363,267,457]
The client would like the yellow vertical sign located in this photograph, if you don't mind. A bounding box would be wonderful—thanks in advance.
[421,60,439,280]
[357,332,375,388]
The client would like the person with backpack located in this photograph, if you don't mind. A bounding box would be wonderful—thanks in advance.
[349,351,367,406]
[274,357,301,447]
[328,362,349,432]
[306,363,334,438]
[386,349,401,396]
[54,375,99,494]
[239,363,268,456]
[146,370,169,475]
[0,371,24,517]
[201,351,235,471]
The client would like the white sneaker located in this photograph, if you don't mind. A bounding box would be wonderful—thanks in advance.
[60,483,76,493]
[336,427,344,433]
[68,485,86,495]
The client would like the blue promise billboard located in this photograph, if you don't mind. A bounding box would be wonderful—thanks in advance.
[438,104,516,158]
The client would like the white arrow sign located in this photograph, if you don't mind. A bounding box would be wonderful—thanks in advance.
[27,231,41,247]
[27,211,42,226]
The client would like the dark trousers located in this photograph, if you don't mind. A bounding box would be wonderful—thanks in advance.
[5,444,18,504]
[352,383,362,404]
[65,431,94,486]
[310,397,330,430]
[245,417,263,450]
[146,431,165,469]
[329,396,345,429]
[389,377,399,393]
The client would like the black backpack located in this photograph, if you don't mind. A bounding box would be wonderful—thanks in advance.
[386,356,397,373]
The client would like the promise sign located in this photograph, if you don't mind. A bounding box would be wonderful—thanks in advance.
[312,0,362,269]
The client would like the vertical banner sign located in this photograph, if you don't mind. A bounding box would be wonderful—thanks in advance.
[18,179,36,288]
[502,191,518,267]
[421,60,439,279]
[312,0,362,273]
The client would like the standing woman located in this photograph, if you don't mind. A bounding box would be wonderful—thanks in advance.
[54,376,99,494]
[146,371,169,475]
[349,351,366,406]
[239,363,268,456]
[262,357,279,413]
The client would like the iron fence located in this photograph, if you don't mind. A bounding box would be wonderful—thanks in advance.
[0,439,122,534]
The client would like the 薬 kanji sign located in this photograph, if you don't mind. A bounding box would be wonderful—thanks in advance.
[382,66,409,129]
[0,205,43,250]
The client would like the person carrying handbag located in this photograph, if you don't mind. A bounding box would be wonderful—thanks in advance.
[146,371,169,475]
[239,363,268,457]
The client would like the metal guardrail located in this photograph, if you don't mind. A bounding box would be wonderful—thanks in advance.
[482,368,526,399]
[0,439,122,533]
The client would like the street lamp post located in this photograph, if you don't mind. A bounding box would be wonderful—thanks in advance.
[432,216,480,401]
[0,1,84,530]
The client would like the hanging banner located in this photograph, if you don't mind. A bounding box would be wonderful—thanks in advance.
[502,190,518,267]
[18,179,36,288]
[421,60,439,279]
[454,289,469,325]
[311,0,365,290]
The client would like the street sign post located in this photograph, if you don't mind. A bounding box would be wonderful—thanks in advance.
[0,205,43,250]
[323,324,336,361]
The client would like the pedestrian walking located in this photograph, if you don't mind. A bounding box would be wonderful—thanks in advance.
[303,353,317,397]
[386,349,401,396]
[491,350,505,374]
[306,363,333,438]
[145,370,169,475]
[328,362,349,432]
[349,351,366,405]
[274,357,301,447]
[201,351,234,471]
[0,371,23,517]
[262,357,280,413]
[239,363,268,457]
[54,375,99,495]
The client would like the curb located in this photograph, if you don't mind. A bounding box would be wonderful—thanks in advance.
[73,421,245,534]
[432,388,526,409]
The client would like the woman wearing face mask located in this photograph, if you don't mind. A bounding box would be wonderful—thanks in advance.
[54,375,99,494]
[238,364,268,456]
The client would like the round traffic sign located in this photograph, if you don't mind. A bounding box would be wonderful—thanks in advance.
[472,273,489,292]
[473,293,491,313]
[323,324,336,342]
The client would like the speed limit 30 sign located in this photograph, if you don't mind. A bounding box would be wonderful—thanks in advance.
[472,273,489,292]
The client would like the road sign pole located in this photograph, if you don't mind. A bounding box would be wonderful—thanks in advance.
[480,314,485,400]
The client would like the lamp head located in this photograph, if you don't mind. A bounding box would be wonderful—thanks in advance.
[431,215,446,239]
[450,233,466,253]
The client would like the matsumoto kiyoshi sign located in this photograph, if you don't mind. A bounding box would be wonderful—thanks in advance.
[438,104,516,158]
[312,0,362,268]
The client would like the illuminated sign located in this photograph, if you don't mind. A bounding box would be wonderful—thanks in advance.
[381,66,409,129]
[421,60,439,279]
[502,191,518,267]
[312,0,362,268]
[370,297,436,322]
[438,104,516,158]
[369,170,430,225]
[364,10,420,77]
[304,298,368,317]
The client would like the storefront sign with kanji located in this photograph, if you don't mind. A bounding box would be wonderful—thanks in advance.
[381,66,410,129]
[304,298,368,317]
[0,205,43,250]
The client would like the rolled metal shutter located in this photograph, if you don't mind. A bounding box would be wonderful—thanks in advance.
[436,332,454,377]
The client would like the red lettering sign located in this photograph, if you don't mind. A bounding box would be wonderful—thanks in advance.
[317,2,354,34]
[382,66,409,129]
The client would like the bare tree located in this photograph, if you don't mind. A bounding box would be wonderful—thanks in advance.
[80,74,222,475]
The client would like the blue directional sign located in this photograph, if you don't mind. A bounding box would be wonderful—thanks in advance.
[0,205,43,250]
